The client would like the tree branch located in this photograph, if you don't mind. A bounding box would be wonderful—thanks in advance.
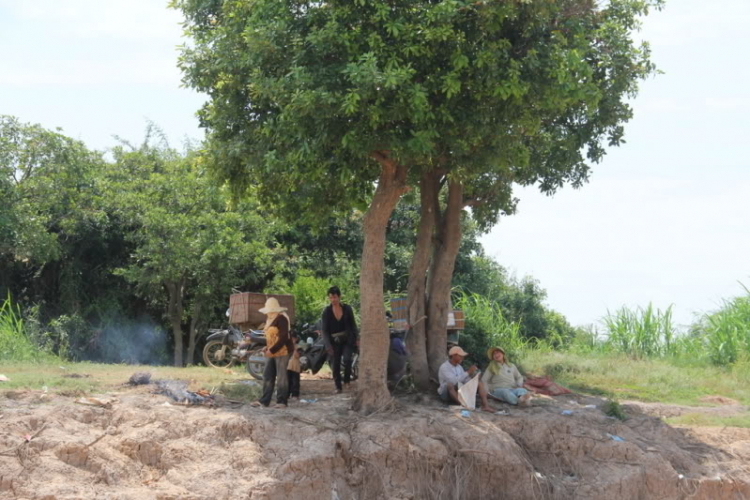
[370,150,396,172]
[463,197,483,208]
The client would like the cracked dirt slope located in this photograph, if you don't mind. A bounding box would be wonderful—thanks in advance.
[1,386,749,500]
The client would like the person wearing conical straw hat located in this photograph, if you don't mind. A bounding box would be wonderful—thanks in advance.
[481,347,531,407]
[251,297,294,408]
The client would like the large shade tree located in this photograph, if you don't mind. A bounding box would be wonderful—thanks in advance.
[397,0,662,386]
[173,0,661,410]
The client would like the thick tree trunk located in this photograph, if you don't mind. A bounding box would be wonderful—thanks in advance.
[354,153,408,414]
[166,281,185,367]
[425,180,463,378]
[405,170,441,391]
[186,299,204,366]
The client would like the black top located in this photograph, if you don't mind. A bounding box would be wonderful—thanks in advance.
[321,303,358,348]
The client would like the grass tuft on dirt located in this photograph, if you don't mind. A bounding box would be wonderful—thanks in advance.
[603,399,627,421]
[218,381,261,403]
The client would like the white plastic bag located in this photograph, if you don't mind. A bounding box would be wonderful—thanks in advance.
[457,374,479,410]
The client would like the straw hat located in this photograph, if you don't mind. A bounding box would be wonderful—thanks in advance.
[487,346,505,360]
[259,297,287,314]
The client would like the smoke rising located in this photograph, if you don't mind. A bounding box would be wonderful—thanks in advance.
[95,314,169,365]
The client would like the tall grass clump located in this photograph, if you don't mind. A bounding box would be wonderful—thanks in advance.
[694,283,750,365]
[453,290,530,364]
[0,295,50,362]
[603,303,677,358]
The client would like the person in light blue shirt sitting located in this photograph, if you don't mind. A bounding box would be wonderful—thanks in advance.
[437,346,493,412]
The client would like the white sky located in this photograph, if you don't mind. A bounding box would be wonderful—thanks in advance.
[0,0,204,150]
[481,0,750,328]
[1,0,748,328]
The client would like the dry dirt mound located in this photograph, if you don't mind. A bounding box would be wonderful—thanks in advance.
[1,386,749,500]
[699,396,740,406]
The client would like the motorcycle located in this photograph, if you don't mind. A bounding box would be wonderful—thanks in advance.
[246,321,408,386]
[242,322,361,382]
[297,327,360,381]
[202,324,267,380]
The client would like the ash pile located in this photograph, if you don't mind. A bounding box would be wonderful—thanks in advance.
[155,379,214,406]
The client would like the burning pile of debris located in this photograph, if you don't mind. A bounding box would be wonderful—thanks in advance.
[155,380,214,406]
[126,372,214,406]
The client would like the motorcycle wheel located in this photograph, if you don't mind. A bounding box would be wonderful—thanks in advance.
[203,340,235,369]
[246,355,265,381]
[349,353,359,381]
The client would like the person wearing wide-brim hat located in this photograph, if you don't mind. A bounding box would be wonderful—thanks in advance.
[481,347,531,407]
[252,297,294,408]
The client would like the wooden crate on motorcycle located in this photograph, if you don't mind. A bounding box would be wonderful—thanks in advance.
[447,310,465,330]
[229,292,295,329]
[447,310,464,345]
[390,297,408,331]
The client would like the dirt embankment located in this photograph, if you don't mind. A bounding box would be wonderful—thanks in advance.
[1,380,749,500]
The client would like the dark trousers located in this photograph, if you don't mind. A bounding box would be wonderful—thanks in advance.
[288,370,300,398]
[259,354,290,406]
[331,341,354,390]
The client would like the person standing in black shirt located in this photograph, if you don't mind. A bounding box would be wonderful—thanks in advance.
[321,286,358,393]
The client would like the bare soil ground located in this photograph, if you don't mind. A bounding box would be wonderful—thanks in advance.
[2,373,749,500]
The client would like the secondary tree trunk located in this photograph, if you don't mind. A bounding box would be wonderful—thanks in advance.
[405,170,441,390]
[186,298,204,366]
[166,280,185,367]
[425,179,463,378]
[354,153,408,414]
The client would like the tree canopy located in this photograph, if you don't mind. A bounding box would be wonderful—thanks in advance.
[173,0,662,406]
[175,0,660,222]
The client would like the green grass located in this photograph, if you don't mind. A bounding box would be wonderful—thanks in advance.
[603,399,627,421]
[602,303,677,358]
[0,361,254,395]
[453,290,528,363]
[573,286,750,367]
[697,284,750,365]
[218,381,261,402]
[665,413,750,428]
[0,295,56,363]
[522,351,750,406]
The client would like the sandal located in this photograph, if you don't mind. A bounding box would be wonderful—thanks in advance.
[250,401,264,408]
[272,403,287,409]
